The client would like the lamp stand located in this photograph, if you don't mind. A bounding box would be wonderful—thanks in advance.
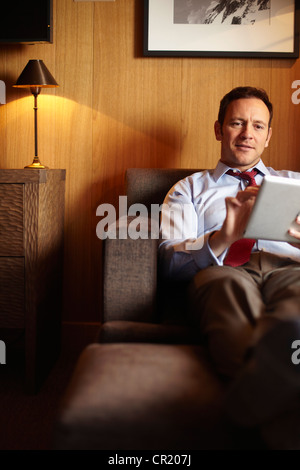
[24,87,48,169]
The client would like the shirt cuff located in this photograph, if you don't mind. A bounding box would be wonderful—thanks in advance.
[191,233,228,268]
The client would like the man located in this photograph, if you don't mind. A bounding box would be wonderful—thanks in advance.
[159,86,300,447]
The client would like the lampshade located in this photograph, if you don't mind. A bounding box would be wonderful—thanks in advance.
[13,59,58,88]
[13,59,59,169]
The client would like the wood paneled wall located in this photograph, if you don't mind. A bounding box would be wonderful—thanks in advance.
[0,0,300,324]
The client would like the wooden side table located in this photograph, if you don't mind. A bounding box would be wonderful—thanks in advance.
[0,169,66,393]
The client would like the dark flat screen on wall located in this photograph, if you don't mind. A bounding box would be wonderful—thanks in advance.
[0,0,53,44]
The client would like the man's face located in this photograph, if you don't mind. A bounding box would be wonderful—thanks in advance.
[214,98,272,170]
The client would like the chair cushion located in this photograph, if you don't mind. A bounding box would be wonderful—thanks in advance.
[54,343,236,450]
[98,320,198,344]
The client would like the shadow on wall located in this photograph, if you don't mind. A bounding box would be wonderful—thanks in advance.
[89,122,182,322]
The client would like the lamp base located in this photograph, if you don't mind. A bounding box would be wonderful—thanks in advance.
[24,163,48,169]
[24,157,48,169]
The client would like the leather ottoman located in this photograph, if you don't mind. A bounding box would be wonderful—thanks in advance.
[53,342,243,450]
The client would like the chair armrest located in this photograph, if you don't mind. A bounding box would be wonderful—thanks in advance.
[102,217,158,323]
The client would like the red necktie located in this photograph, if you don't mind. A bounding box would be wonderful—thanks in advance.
[223,169,258,267]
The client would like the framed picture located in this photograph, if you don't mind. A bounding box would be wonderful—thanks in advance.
[144,0,299,58]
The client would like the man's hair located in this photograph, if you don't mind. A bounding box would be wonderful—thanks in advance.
[217,86,273,128]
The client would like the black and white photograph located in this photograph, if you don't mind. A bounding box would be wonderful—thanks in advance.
[144,0,298,58]
[173,0,271,25]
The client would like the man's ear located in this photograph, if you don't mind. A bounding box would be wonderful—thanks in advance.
[214,120,222,141]
[265,127,272,148]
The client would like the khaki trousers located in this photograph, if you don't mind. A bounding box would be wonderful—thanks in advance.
[189,252,300,378]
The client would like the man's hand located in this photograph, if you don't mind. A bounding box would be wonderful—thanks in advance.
[288,216,300,247]
[223,186,259,243]
[209,186,259,257]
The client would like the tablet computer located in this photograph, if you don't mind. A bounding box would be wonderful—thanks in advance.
[243,175,300,242]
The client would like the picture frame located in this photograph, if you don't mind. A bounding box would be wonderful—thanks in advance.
[143,0,300,58]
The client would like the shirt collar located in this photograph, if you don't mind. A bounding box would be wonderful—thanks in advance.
[213,159,270,182]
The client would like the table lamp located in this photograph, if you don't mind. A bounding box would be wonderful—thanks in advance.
[13,59,59,169]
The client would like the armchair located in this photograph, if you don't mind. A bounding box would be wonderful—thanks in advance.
[54,168,262,450]
[100,168,202,344]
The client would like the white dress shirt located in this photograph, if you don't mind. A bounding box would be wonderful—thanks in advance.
[159,159,300,281]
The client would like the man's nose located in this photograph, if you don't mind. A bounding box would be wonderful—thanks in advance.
[240,123,253,138]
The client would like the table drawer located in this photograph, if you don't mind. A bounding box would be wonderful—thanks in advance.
[0,257,25,327]
[0,184,24,256]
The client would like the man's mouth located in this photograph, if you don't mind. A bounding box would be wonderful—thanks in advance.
[235,143,254,150]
